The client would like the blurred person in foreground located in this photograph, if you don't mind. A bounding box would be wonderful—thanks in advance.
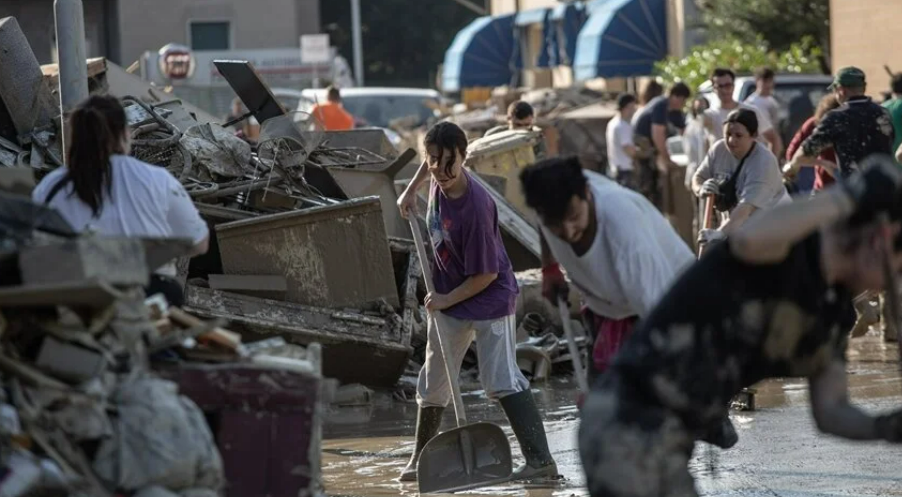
[580,156,902,497]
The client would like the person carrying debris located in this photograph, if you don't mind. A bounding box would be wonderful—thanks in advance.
[32,95,209,306]
[691,108,790,247]
[579,156,902,497]
[396,121,558,482]
[310,86,355,131]
[630,82,691,209]
[519,157,738,450]
[485,101,539,136]
[485,101,546,159]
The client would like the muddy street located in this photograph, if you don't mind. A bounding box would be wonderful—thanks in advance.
[322,334,902,497]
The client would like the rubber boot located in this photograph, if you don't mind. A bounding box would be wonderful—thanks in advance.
[399,406,444,482]
[851,293,879,339]
[699,415,738,449]
[499,391,559,481]
[881,292,898,342]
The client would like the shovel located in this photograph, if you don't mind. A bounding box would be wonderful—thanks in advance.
[558,300,589,400]
[697,194,715,258]
[407,217,513,494]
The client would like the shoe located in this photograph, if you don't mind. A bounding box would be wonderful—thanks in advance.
[499,390,559,481]
[851,295,879,339]
[699,415,738,449]
[398,406,444,482]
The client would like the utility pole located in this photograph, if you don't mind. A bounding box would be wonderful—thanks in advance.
[350,0,364,87]
[54,0,89,158]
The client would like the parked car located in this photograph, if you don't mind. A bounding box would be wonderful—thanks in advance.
[698,74,834,147]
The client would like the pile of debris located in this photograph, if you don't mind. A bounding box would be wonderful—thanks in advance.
[0,189,326,497]
[0,193,227,497]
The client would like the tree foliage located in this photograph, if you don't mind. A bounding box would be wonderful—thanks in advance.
[654,37,824,91]
[695,0,830,72]
[321,1,478,88]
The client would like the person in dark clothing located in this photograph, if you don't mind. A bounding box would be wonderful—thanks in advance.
[631,83,691,208]
[785,94,841,192]
[785,67,894,179]
[579,157,902,497]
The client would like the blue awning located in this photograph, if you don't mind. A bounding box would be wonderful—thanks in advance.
[548,2,586,66]
[442,14,518,92]
[573,0,667,80]
[515,7,549,26]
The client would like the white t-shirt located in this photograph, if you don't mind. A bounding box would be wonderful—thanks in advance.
[745,92,781,129]
[705,102,773,143]
[32,155,209,276]
[540,171,694,319]
[605,114,634,174]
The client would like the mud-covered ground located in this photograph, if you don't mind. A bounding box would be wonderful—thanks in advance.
[321,333,902,496]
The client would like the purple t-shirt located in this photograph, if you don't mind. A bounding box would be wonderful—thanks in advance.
[426,171,519,320]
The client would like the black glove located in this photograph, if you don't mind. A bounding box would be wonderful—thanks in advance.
[875,410,902,442]
[842,155,902,224]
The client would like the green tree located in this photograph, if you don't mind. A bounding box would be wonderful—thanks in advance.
[654,37,824,91]
[695,0,830,73]
[321,1,478,88]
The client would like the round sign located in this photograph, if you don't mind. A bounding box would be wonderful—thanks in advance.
[158,43,196,80]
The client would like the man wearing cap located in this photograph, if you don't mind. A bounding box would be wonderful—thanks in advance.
[605,93,639,190]
[784,67,894,180]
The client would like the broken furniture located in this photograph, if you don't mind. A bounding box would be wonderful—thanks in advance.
[215,196,399,310]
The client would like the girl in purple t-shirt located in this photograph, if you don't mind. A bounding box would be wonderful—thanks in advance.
[395,122,558,482]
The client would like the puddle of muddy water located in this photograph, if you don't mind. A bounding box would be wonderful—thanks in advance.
[322,335,902,497]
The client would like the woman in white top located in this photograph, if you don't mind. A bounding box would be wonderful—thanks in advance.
[32,95,209,305]
[691,108,790,245]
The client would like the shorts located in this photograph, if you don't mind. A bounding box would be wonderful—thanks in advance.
[416,312,530,407]
[579,371,698,497]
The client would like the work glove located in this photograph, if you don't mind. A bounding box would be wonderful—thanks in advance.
[699,179,721,197]
[541,263,569,304]
[875,410,902,442]
[698,229,726,245]
[842,155,902,223]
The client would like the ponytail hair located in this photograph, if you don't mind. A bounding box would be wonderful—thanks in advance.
[63,95,127,216]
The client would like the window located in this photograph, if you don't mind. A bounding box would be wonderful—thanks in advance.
[190,21,230,51]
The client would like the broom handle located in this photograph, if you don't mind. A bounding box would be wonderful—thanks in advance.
[409,216,469,427]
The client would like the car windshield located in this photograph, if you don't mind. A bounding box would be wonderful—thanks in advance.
[340,95,436,128]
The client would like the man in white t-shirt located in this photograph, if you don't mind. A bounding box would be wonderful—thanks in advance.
[705,68,783,155]
[745,67,782,135]
[605,93,639,190]
[519,156,737,449]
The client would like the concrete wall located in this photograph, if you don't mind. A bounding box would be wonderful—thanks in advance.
[830,0,901,97]
[1,0,111,64]
[117,0,321,65]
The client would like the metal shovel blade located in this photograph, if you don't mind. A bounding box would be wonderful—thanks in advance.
[417,422,513,494]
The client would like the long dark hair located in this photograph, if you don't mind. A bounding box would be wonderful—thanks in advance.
[424,121,468,178]
[60,95,128,216]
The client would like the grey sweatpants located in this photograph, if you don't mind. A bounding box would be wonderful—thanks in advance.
[416,312,530,408]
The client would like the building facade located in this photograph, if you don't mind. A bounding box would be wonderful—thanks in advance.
[2,0,320,66]
[830,0,900,97]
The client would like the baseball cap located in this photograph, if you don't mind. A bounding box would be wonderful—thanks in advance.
[828,66,866,90]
